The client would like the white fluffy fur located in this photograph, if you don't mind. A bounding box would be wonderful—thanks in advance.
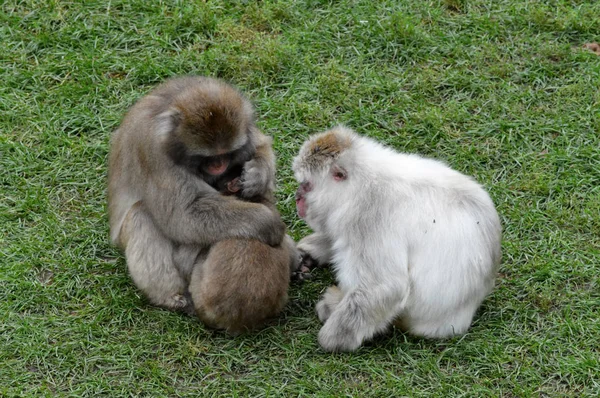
[293,126,502,352]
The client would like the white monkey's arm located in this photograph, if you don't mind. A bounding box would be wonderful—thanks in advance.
[315,245,410,352]
[241,128,276,199]
[297,232,334,266]
[317,280,408,352]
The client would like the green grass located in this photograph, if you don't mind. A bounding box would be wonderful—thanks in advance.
[2,0,600,396]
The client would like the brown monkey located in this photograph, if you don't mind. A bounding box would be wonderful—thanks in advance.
[108,76,298,331]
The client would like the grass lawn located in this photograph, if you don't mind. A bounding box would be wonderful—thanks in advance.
[2,0,600,396]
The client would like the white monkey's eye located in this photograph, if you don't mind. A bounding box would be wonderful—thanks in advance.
[332,168,347,181]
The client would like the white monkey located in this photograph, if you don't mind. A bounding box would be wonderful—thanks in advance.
[293,126,502,352]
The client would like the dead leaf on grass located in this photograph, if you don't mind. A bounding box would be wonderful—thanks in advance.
[582,42,600,55]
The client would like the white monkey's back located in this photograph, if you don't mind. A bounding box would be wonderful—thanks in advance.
[344,137,502,338]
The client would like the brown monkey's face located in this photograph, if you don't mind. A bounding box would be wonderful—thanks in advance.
[166,134,255,182]
[161,76,257,181]
[194,139,255,185]
[203,154,231,176]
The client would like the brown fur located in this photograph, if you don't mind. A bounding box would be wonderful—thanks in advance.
[191,178,294,334]
[166,77,252,151]
[295,126,353,174]
[309,130,351,157]
[117,200,143,249]
[189,239,290,334]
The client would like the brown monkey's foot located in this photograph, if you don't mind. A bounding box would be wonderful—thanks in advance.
[168,293,194,314]
[240,159,270,198]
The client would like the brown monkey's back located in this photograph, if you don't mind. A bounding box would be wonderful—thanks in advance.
[189,239,290,334]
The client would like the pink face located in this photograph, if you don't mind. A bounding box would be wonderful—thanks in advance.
[295,181,312,219]
[205,155,230,176]
[295,165,347,219]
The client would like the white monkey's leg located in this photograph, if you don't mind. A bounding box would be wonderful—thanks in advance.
[317,284,407,352]
[120,202,191,312]
[402,301,480,338]
[297,232,334,265]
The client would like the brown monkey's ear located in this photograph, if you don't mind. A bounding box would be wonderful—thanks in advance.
[331,164,347,181]
[156,108,182,137]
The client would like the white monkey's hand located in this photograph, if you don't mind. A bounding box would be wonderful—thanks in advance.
[241,159,272,198]
[297,233,333,268]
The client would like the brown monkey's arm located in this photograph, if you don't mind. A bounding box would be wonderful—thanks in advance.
[240,128,276,199]
[144,169,285,247]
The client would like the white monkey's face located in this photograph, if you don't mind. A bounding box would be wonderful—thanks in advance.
[293,126,354,225]
[295,180,313,219]
[294,163,348,222]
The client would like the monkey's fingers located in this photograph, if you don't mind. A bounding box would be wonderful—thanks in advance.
[299,251,321,270]
[291,268,313,283]
[227,177,242,193]
[240,160,270,198]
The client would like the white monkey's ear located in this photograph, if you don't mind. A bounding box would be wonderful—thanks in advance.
[331,164,347,181]
[155,108,182,138]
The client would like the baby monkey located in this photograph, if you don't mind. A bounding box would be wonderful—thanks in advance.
[293,126,502,352]
[190,157,298,334]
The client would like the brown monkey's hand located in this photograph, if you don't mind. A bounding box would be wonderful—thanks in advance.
[226,177,242,194]
[255,204,286,246]
[240,159,271,199]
